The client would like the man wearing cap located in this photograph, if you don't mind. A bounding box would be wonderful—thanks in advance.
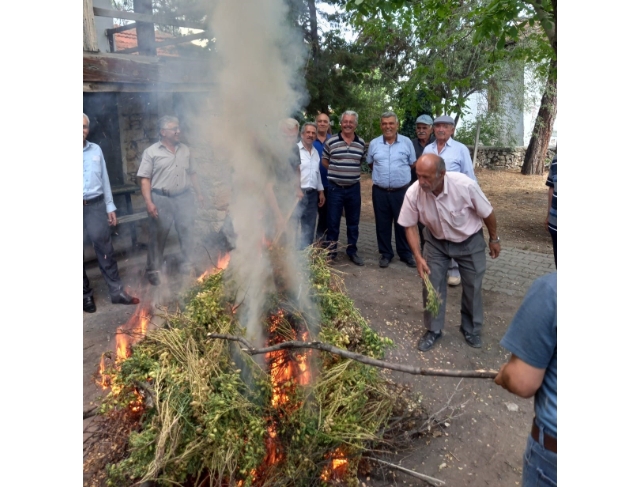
[411,114,436,252]
[322,110,366,266]
[424,115,476,286]
[495,272,557,486]
[398,153,501,352]
[366,111,417,268]
[138,115,204,286]
[83,113,139,312]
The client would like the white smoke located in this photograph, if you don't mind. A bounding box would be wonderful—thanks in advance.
[208,0,313,344]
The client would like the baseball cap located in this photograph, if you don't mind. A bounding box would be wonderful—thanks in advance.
[416,114,434,125]
[433,115,455,125]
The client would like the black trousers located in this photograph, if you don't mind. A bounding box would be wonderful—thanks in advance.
[315,190,329,242]
[83,199,123,298]
[549,227,557,267]
[372,184,412,261]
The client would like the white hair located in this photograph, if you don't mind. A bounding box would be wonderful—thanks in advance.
[158,115,179,131]
[340,110,359,124]
[83,113,90,124]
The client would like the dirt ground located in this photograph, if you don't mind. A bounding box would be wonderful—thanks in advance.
[84,168,552,486]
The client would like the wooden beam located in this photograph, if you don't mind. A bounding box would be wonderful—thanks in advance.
[83,52,211,84]
[83,0,99,52]
[115,31,211,55]
[83,82,214,93]
[106,23,138,35]
[93,7,206,30]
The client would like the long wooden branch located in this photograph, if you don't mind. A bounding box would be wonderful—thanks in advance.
[368,457,445,486]
[207,334,498,379]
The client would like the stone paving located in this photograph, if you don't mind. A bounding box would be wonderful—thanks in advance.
[337,220,555,298]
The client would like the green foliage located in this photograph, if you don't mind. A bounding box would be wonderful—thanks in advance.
[99,248,396,486]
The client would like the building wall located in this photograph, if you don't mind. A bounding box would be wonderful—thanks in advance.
[469,146,557,169]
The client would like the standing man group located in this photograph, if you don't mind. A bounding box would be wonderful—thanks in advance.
[423,115,476,286]
[138,116,204,286]
[83,113,139,312]
[399,153,500,352]
[367,112,417,268]
[322,111,366,266]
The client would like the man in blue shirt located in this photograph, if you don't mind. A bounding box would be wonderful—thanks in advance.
[367,111,417,268]
[495,273,557,486]
[313,113,331,243]
[83,114,139,312]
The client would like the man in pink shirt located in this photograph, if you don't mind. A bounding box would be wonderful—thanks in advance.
[398,153,501,351]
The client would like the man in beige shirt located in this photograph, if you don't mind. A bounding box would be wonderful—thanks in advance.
[398,153,501,352]
[137,116,204,285]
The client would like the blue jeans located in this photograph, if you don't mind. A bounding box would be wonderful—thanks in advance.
[522,434,557,486]
[326,181,361,257]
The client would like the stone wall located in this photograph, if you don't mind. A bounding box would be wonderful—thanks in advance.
[467,145,557,169]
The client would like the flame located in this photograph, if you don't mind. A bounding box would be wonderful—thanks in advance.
[99,353,109,389]
[217,252,231,269]
[320,448,349,482]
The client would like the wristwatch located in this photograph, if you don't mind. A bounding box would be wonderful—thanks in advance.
[489,236,500,244]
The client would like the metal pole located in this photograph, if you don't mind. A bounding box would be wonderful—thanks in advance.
[472,118,481,168]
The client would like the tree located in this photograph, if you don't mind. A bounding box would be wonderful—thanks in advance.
[348,0,557,175]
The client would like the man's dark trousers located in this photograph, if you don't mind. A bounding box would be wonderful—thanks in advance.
[372,184,412,261]
[315,192,329,242]
[422,229,487,336]
[83,198,123,298]
[326,181,360,258]
[296,189,319,249]
[549,228,557,267]
[147,190,196,276]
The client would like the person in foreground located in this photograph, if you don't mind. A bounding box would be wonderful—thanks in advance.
[398,153,500,351]
[83,113,139,312]
[494,272,557,487]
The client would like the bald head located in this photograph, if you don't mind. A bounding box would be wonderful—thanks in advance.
[416,153,446,194]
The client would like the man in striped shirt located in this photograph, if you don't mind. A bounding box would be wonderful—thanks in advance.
[545,156,557,266]
[322,111,366,265]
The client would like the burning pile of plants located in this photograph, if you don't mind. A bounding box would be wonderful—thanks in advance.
[84,247,439,487]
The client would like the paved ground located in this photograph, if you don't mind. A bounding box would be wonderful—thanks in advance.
[338,219,555,297]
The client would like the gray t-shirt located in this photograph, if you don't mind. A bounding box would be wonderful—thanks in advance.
[137,141,196,193]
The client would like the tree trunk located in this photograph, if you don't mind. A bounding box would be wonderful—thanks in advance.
[306,0,319,61]
[521,58,557,175]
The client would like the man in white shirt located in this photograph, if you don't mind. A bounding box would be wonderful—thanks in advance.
[423,115,476,286]
[295,122,325,248]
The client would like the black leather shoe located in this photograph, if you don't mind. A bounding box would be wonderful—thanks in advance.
[83,296,96,313]
[418,331,442,352]
[348,253,364,266]
[379,256,390,268]
[401,256,417,268]
[111,292,140,305]
[459,328,482,348]
[147,273,161,286]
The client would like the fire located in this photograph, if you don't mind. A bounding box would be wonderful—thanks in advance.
[197,252,231,283]
[320,448,349,482]
[217,252,231,269]
[97,301,153,399]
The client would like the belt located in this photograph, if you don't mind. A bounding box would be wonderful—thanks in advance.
[329,180,358,188]
[83,194,104,206]
[301,187,317,194]
[374,183,410,192]
[152,188,188,198]
[531,421,557,453]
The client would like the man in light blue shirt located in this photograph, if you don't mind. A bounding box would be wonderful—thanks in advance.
[83,113,139,312]
[423,115,476,285]
[367,111,417,268]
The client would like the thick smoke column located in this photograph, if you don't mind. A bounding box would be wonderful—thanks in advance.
[208,0,310,343]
